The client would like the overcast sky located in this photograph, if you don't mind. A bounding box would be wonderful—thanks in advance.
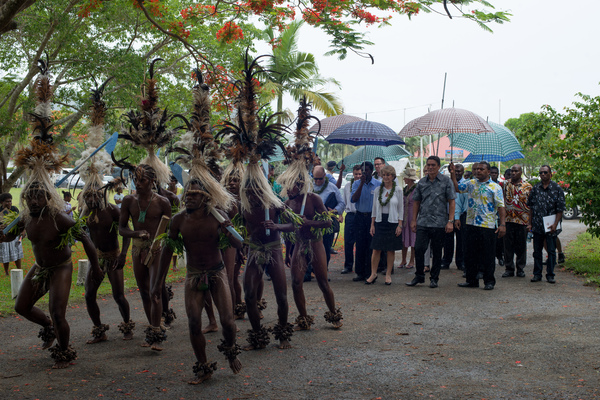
[262,0,600,133]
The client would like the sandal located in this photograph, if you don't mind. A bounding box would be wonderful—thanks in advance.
[424,266,430,272]
[398,263,406,269]
[405,264,414,269]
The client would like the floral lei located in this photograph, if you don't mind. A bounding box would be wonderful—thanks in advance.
[403,183,416,197]
[378,181,396,207]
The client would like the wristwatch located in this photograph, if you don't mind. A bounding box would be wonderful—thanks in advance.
[448,219,454,223]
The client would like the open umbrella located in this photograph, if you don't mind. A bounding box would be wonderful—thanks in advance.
[451,121,522,157]
[400,108,494,137]
[308,114,364,136]
[399,108,494,162]
[463,151,525,163]
[342,145,410,168]
[326,120,405,146]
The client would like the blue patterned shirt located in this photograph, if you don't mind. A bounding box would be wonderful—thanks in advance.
[458,178,505,229]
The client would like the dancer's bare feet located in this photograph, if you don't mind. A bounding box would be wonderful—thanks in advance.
[140,341,150,347]
[151,343,163,351]
[242,343,266,351]
[86,334,108,344]
[277,340,291,349]
[332,320,343,329]
[52,360,71,369]
[201,323,218,334]
[188,371,212,385]
[41,337,55,350]
[229,357,242,374]
[293,325,310,332]
[122,332,133,340]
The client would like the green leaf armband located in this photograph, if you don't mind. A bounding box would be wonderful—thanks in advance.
[56,212,88,249]
[155,232,184,256]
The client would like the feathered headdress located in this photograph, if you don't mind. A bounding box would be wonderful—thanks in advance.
[119,58,177,186]
[77,77,114,205]
[15,59,68,222]
[168,69,233,210]
[216,50,289,212]
[276,97,321,198]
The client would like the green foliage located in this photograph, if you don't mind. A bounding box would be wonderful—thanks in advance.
[504,112,558,177]
[563,232,600,287]
[544,91,600,237]
[56,212,88,249]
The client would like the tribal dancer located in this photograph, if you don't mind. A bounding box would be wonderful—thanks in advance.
[221,163,246,321]
[277,98,343,330]
[116,59,174,350]
[0,59,101,368]
[78,79,133,343]
[157,69,241,384]
[218,52,293,350]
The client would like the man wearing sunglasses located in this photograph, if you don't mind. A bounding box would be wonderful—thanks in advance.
[526,165,565,284]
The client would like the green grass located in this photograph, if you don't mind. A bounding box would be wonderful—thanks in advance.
[563,232,600,286]
[0,238,187,317]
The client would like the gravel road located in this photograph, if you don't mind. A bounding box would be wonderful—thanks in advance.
[1,219,599,399]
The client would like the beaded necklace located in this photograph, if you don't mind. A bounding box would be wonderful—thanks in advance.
[378,181,396,207]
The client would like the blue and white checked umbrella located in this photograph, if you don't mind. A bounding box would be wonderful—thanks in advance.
[451,121,522,157]
[463,151,525,163]
[342,145,411,168]
[326,120,405,146]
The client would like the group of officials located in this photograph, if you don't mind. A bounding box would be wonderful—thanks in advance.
[315,156,566,290]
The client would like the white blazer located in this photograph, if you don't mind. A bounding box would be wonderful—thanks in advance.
[371,185,404,223]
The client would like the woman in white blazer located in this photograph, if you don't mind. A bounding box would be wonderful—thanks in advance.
[366,165,404,285]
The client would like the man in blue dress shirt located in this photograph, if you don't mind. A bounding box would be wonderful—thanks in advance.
[350,161,380,282]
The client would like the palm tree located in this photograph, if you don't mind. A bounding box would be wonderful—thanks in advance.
[261,21,343,122]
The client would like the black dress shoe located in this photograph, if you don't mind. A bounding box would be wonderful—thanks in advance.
[531,276,542,282]
[457,282,479,288]
[352,276,365,282]
[502,271,514,278]
[405,277,424,286]
[498,259,504,266]
[440,264,450,270]
[330,249,338,255]
[484,284,494,290]
[341,269,352,274]
[516,271,526,277]
[429,279,438,288]
[547,277,556,284]
[476,272,483,280]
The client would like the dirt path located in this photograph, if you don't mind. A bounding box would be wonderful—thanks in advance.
[1,219,599,399]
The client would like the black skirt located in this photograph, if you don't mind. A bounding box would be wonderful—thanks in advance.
[370,213,403,251]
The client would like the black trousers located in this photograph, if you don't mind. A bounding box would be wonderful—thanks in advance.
[503,222,528,274]
[323,232,335,267]
[455,212,467,268]
[414,226,445,281]
[442,231,454,267]
[465,225,497,286]
[354,212,373,279]
[343,212,356,271]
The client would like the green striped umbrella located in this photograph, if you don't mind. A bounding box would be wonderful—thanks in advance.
[340,145,411,168]
[450,121,522,156]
